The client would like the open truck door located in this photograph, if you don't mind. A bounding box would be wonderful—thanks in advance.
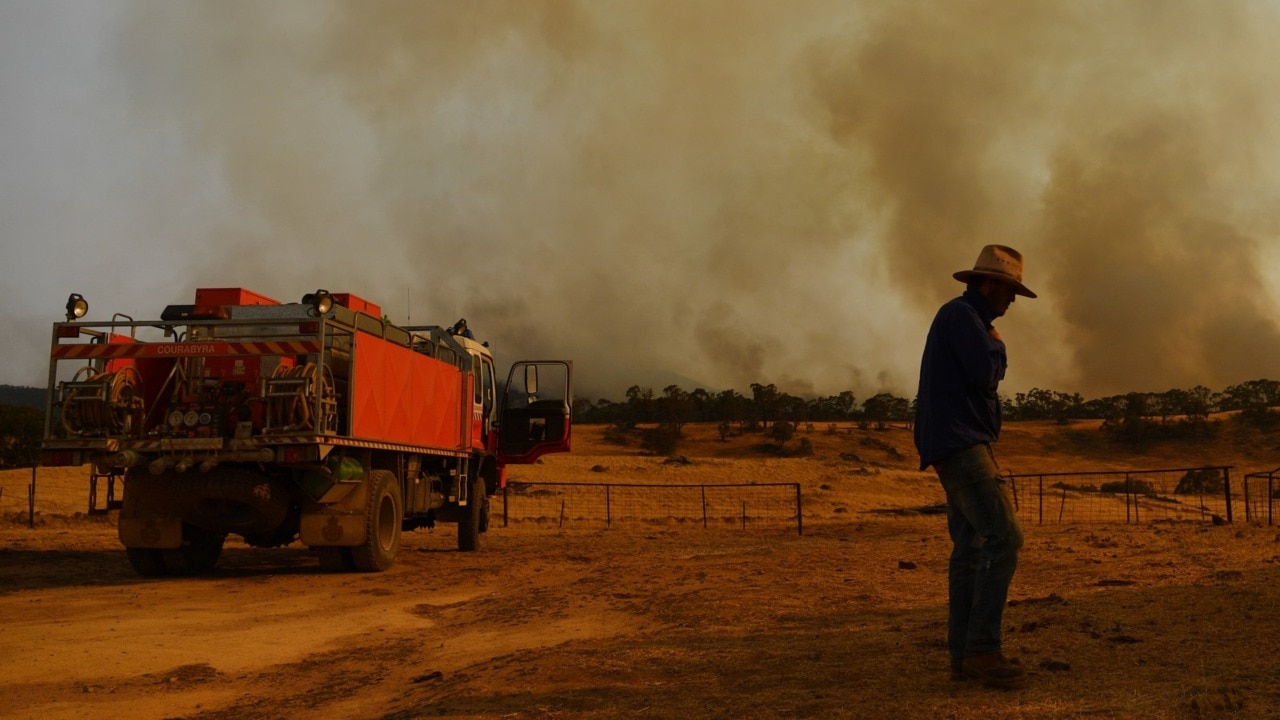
[498,361,572,464]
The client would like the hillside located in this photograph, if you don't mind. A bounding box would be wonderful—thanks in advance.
[571,415,1280,478]
[0,385,45,411]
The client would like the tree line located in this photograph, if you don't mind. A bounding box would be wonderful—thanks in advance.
[572,378,1280,431]
[6,378,1280,468]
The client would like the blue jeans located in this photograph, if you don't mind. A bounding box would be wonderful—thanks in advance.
[934,443,1023,667]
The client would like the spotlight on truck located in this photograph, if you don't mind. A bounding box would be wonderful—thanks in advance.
[65,293,88,321]
[302,289,333,315]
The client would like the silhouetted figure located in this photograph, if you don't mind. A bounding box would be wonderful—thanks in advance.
[915,245,1037,690]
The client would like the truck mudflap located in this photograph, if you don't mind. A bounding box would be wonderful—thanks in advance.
[300,509,369,547]
[300,471,373,547]
[119,515,183,549]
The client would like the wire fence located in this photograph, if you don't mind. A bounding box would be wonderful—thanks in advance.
[12,464,1260,530]
[1006,466,1235,525]
[501,481,804,534]
[0,466,121,523]
[1241,468,1280,525]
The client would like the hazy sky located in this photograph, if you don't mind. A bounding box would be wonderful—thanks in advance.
[4,1,1280,403]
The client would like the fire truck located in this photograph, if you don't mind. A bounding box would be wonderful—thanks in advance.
[40,288,572,576]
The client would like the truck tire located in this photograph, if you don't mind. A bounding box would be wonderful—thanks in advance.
[349,470,401,572]
[161,523,225,576]
[126,548,168,577]
[457,473,486,552]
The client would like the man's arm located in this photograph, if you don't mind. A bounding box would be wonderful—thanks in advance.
[945,304,1007,389]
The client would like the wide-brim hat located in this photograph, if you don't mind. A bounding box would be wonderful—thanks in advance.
[953,244,1037,298]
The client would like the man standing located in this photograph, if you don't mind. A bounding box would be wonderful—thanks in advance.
[914,245,1035,689]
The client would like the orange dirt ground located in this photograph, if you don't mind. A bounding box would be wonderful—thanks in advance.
[3,420,1280,720]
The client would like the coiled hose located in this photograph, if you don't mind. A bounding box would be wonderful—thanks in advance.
[60,365,145,437]
[265,362,336,433]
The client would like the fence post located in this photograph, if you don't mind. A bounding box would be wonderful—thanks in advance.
[701,486,707,529]
[1223,467,1233,524]
[1125,473,1133,524]
[1243,474,1252,524]
[503,484,509,528]
[795,483,803,536]
[559,500,566,529]
[741,501,747,530]
[1038,475,1044,526]
[606,484,612,529]
[29,465,36,529]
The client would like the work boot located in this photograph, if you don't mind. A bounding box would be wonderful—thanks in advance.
[961,653,1027,689]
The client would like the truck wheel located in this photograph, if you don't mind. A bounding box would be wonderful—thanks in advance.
[316,546,356,572]
[161,524,225,576]
[349,470,401,572]
[479,494,491,534]
[126,548,168,577]
[457,474,485,552]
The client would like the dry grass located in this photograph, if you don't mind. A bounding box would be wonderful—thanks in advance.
[3,419,1280,719]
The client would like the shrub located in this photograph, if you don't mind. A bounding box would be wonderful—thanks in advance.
[603,422,633,446]
[1099,479,1157,496]
[1175,468,1224,495]
[769,421,795,447]
[794,437,814,456]
[1237,407,1280,428]
[717,421,733,441]
[640,424,681,455]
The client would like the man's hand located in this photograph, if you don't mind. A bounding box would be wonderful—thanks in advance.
[989,327,1003,343]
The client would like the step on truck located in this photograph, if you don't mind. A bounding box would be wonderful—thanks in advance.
[40,288,572,576]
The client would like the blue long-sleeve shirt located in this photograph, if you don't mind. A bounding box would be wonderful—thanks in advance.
[914,288,1007,470]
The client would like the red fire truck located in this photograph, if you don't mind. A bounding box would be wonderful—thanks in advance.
[41,288,572,576]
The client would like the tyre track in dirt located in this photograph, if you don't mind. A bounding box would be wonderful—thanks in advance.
[0,526,663,720]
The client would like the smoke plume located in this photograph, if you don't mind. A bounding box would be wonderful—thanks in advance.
[107,1,1280,400]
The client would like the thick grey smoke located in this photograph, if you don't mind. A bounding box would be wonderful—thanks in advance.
[801,1,1280,395]
[95,1,1280,400]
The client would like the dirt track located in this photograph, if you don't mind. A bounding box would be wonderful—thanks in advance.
[5,512,1280,720]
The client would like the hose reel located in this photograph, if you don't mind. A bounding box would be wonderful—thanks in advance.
[263,362,337,433]
[58,365,146,438]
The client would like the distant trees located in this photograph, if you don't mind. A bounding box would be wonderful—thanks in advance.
[1003,388,1083,423]
[1219,379,1280,425]
[574,384,909,430]
[571,378,1280,444]
[861,393,912,430]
